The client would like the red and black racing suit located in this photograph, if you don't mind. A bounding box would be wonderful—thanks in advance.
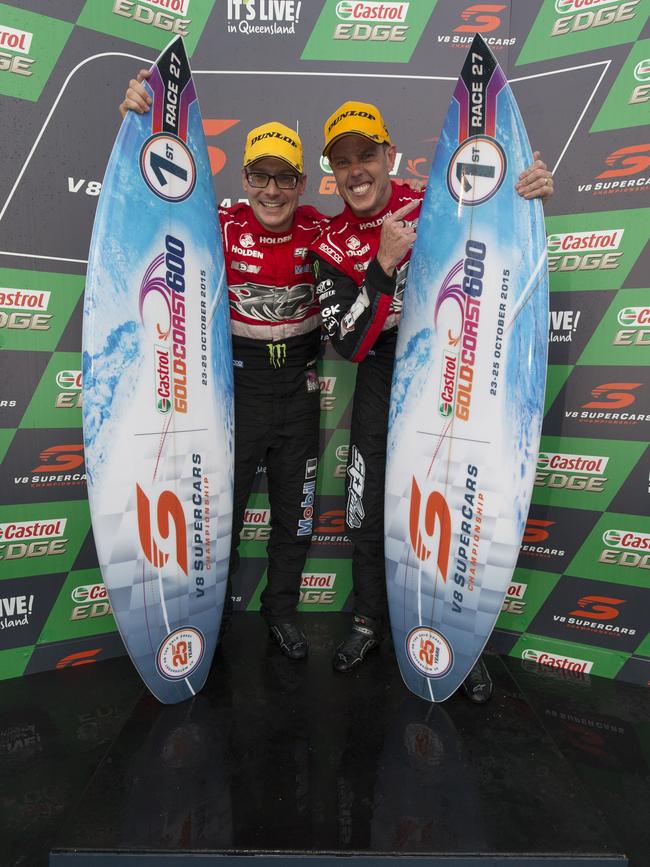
[220,202,328,624]
[310,182,423,624]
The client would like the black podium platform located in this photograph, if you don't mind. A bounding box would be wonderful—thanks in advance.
[50,615,627,866]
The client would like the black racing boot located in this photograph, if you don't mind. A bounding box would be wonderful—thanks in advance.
[269,622,309,660]
[332,614,382,672]
[460,655,493,704]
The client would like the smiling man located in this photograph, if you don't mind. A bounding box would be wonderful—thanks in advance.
[312,101,553,700]
[121,75,328,659]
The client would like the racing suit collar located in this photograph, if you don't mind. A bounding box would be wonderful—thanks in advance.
[340,180,404,229]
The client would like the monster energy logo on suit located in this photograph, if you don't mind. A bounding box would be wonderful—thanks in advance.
[267,342,287,367]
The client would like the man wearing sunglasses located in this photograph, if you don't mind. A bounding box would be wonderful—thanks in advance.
[311,101,553,701]
[121,75,327,660]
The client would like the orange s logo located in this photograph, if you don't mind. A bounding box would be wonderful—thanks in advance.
[523,518,554,544]
[409,477,451,580]
[136,485,188,575]
[596,144,650,179]
[33,443,84,473]
[570,595,624,621]
[56,648,102,669]
[583,382,641,410]
[454,3,506,33]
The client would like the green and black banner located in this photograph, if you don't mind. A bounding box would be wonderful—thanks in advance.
[0,0,648,687]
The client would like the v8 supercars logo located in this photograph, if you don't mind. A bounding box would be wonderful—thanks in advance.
[549,593,637,640]
[455,4,506,33]
[569,594,624,620]
[560,380,650,431]
[520,518,566,560]
[582,381,641,410]
[579,145,650,197]
[436,3,515,49]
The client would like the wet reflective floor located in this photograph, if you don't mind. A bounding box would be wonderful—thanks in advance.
[2,614,648,866]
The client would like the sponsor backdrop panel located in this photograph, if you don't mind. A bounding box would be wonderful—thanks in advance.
[0,0,647,686]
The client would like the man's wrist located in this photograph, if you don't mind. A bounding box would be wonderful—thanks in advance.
[368,257,396,294]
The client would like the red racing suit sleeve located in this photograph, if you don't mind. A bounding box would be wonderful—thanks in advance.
[312,254,396,363]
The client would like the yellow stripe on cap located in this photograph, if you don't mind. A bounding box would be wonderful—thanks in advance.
[243,121,303,173]
[322,101,391,157]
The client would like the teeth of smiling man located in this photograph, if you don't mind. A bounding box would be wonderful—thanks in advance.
[262,201,283,208]
[351,183,371,195]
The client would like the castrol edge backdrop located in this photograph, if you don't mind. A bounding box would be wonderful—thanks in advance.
[0,0,648,686]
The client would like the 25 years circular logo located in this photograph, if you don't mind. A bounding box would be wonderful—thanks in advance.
[406,626,453,677]
[157,627,205,679]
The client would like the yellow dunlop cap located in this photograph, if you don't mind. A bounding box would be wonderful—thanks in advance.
[322,101,391,157]
[243,121,303,173]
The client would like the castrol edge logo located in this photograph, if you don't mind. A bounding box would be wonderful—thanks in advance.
[522,648,593,674]
[0,24,33,55]
[300,573,336,589]
[140,0,191,14]
[602,528,650,550]
[535,451,610,493]
[554,0,625,12]
[336,1,409,22]
[536,451,609,474]
[244,508,270,526]
[0,517,66,541]
[71,582,108,604]
[617,307,650,327]
[56,370,82,390]
[0,287,50,310]
[546,228,623,253]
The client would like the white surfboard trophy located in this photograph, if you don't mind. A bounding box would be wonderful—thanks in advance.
[385,34,549,702]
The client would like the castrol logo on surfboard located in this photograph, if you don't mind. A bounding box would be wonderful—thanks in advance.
[138,234,189,414]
